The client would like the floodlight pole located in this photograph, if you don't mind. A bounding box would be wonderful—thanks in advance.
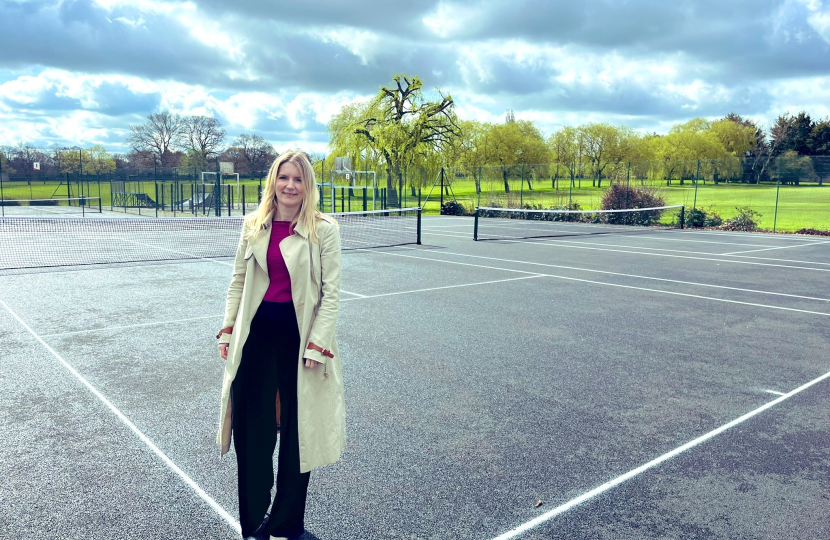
[215,157,222,217]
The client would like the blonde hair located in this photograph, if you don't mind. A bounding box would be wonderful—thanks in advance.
[245,150,334,244]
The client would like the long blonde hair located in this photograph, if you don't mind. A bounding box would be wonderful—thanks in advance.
[245,150,330,243]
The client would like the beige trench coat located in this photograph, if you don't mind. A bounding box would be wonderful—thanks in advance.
[216,210,346,473]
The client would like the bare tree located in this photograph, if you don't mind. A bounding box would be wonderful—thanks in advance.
[233,134,277,175]
[126,111,184,166]
[183,115,226,165]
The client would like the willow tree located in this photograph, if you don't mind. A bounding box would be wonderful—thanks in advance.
[328,74,460,206]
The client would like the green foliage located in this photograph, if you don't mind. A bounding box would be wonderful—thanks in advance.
[721,206,762,231]
[440,200,466,215]
[795,228,830,236]
[686,206,723,228]
[600,183,666,225]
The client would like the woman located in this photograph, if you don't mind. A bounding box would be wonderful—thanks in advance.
[216,150,346,540]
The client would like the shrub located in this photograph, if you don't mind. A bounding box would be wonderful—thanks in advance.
[721,206,761,231]
[795,228,830,236]
[0,200,21,206]
[686,206,723,228]
[600,183,666,226]
[30,199,59,206]
[440,200,466,216]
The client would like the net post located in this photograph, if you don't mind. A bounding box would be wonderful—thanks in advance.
[155,183,159,218]
[474,208,479,240]
[679,205,685,229]
[98,196,102,214]
[417,208,422,245]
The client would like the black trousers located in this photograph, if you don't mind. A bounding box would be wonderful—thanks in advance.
[232,301,310,539]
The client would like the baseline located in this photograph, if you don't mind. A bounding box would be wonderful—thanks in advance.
[489,369,830,540]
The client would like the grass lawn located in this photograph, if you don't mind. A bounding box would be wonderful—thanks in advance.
[3,177,829,232]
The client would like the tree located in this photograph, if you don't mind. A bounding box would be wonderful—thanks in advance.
[182,115,226,169]
[485,120,547,191]
[579,123,634,187]
[233,134,277,175]
[84,144,116,174]
[328,74,460,206]
[808,119,830,154]
[548,127,583,187]
[770,112,813,156]
[127,111,184,166]
[0,146,15,175]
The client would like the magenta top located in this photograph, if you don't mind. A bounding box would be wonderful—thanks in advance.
[263,221,293,303]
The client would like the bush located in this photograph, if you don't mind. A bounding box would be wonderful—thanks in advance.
[600,183,666,226]
[720,206,761,231]
[686,207,723,228]
[440,200,466,216]
[795,228,830,236]
[30,199,59,206]
[0,200,21,206]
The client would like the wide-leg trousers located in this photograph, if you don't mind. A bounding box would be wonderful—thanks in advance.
[232,301,310,539]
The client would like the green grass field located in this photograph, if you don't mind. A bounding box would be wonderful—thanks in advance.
[3,177,829,232]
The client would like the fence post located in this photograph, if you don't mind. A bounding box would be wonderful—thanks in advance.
[693,160,700,224]
[242,185,246,216]
[773,176,781,233]
[520,164,524,207]
[155,183,159,217]
[440,168,445,209]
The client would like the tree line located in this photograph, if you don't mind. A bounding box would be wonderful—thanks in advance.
[0,111,283,178]
[3,73,829,190]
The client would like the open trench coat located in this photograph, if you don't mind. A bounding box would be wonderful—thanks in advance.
[216,210,346,473]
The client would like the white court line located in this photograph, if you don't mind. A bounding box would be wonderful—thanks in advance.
[340,275,546,302]
[358,248,830,317]
[388,246,830,303]
[341,289,368,298]
[40,315,221,338]
[489,367,830,540]
[423,230,830,272]
[0,298,241,535]
[763,390,786,396]
[118,237,233,267]
[723,240,830,256]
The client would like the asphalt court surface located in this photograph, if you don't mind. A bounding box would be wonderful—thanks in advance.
[1,215,828,539]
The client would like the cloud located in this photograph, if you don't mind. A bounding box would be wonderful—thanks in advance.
[2,0,830,154]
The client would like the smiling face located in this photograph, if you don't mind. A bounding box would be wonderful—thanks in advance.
[274,160,306,216]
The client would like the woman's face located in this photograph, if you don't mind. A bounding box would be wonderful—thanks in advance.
[275,160,305,212]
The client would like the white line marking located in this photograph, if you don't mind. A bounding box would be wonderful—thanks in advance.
[0,298,241,535]
[40,315,222,338]
[357,249,830,317]
[340,289,368,298]
[489,368,830,540]
[763,389,786,396]
[425,230,830,272]
[389,247,830,303]
[723,240,830,255]
[340,275,546,302]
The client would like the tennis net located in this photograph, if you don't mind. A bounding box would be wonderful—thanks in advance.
[0,207,421,271]
[474,205,685,241]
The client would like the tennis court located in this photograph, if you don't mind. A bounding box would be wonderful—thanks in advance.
[1,210,828,539]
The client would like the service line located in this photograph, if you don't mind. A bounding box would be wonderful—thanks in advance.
[392,245,830,304]
[489,368,830,539]
[0,298,241,535]
[341,275,546,302]
[359,248,830,317]
[421,230,830,272]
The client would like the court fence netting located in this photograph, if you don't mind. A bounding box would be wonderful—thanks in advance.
[473,205,685,241]
[0,208,421,272]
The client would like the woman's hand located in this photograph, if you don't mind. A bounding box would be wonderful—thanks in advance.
[218,343,229,360]
[304,358,321,369]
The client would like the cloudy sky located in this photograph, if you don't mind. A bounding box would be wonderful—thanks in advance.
[2,0,830,154]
